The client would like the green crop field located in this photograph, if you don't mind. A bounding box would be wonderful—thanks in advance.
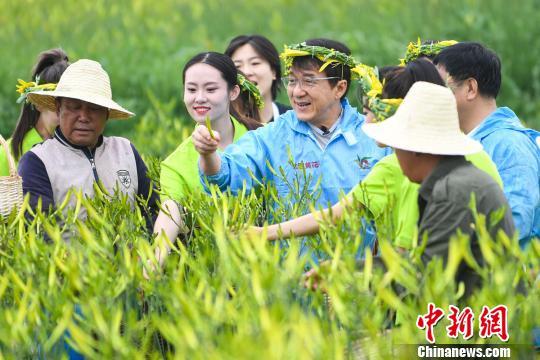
[1,0,539,358]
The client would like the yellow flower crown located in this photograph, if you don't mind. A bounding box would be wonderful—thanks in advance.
[280,42,357,75]
[399,38,458,65]
[280,43,404,122]
[237,73,264,109]
[352,63,403,122]
[16,78,57,104]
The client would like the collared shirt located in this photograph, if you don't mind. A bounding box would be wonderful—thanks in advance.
[307,109,343,150]
[417,156,514,296]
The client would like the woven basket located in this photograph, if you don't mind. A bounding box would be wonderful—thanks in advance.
[0,134,23,217]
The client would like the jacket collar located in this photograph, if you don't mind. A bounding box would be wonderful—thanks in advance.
[418,156,468,202]
[472,107,524,140]
[54,127,104,151]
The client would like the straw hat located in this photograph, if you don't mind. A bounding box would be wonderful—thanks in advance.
[27,59,134,119]
[362,81,482,155]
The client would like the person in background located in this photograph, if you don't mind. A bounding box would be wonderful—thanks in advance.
[152,52,263,269]
[225,34,291,123]
[0,48,69,176]
[434,42,540,248]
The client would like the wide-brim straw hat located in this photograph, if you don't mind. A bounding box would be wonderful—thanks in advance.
[27,59,134,119]
[362,81,482,155]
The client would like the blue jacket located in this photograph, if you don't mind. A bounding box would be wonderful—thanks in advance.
[470,107,540,247]
[200,99,391,210]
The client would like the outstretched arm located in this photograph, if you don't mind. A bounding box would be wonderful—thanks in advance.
[263,196,351,241]
[152,200,187,268]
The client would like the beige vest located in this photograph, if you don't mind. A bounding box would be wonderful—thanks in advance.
[31,136,139,217]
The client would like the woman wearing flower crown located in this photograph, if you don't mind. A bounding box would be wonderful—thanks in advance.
[159,52,263,204]
[0,48,69,176]
[225,34,291,123]
[150,52,264,271]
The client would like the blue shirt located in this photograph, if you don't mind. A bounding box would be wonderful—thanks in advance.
[200,98,391,209]
[470,107,540,247]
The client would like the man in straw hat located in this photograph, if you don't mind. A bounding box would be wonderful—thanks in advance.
[19,59,158,223]
[361,81,515,296]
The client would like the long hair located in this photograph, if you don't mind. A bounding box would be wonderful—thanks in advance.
[225,34,283,100]
[183,52,262,130]
[11,48,69,160]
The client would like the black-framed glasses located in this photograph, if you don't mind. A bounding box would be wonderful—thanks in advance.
[281,76,340,89]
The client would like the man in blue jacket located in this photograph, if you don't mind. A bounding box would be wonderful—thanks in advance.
[192,38,390,257]
[434,42,540,248]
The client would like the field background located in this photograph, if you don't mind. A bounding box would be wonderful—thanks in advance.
[1,0,539,159]
[1,1,539,357]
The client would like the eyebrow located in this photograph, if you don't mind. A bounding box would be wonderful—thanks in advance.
[185,81,220,86]
[234,56,261,63]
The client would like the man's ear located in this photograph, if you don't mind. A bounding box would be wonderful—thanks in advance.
[334,79,348,100]
[55,98,62,117]
[465,78,479,101]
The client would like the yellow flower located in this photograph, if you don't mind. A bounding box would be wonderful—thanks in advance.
[280,48,310,59]
[381,98,403,106]
[16,79,36,94]
[318,59,339,72]
[438,40,458,47]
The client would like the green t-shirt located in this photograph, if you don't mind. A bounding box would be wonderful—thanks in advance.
[0,128,43,176]
[349,151,503,249]
[160,116,248,202]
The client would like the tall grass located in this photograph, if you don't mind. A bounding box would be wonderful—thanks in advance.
[0,181,538,357]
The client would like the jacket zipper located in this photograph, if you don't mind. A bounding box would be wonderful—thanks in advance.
[83,148,100,182]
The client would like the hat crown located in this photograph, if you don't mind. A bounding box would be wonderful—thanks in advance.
[396,81,460,134]
[361,81,482,156]
[56,59,112,100]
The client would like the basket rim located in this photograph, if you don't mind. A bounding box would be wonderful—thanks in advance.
[0,133,18,177]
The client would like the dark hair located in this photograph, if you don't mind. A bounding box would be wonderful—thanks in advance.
[382,59,445,99]
[11,48,69,160]
[433,42,501,98]
[182,52,262,130]
[291,38,352,100]
[225,34,282,100]
[231,70,262,124]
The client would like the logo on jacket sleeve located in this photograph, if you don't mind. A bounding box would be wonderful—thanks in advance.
[117,170,131,189]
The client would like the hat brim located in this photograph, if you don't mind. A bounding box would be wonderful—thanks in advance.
[27,90,134,120]
[362,113,482,156]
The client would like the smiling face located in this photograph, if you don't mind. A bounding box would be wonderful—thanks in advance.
[57,98,108,147]
[231,43,275,100]
[183,63,238,125]
[286,65,346,127]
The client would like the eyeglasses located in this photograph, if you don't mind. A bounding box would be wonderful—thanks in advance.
[282,76,340,89]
